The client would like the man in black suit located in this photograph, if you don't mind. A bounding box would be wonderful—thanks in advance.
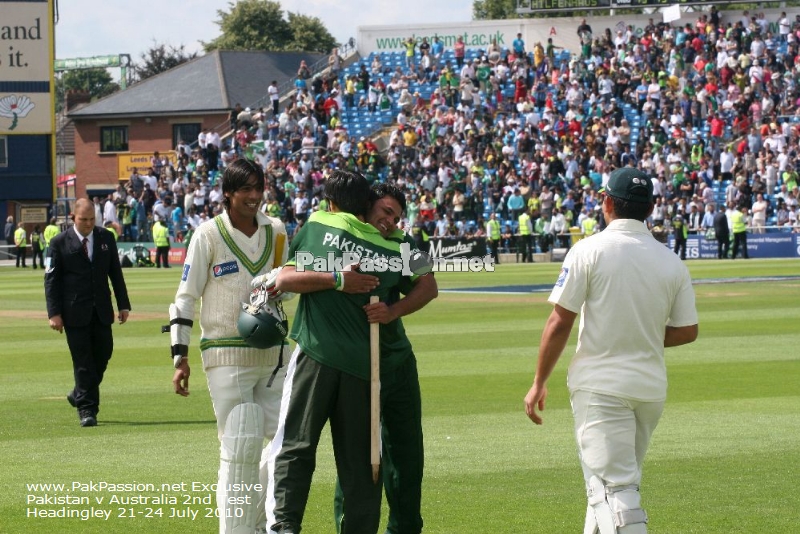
[45,198,131,427]
[713,203,731,259]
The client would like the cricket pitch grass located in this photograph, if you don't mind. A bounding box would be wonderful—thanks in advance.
[2,258,798,533]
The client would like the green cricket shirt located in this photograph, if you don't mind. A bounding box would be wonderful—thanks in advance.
[286,211,413,380]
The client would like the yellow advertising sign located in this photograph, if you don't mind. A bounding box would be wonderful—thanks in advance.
[0,0,54,135]
[117,152,177,181]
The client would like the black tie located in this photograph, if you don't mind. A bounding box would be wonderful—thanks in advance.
[82,237,89,260]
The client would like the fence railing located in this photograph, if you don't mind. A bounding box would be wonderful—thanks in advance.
[197,40,360,150]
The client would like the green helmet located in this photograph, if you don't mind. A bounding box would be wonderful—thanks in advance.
[237,300,288,349]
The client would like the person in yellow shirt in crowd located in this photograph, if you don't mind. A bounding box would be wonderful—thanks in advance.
[486,212,501,264]
[731,204,749,259]
[403,126,418,160]
[518,210,533,262]
[14,222,27,268]
[581,212,598,236]
[152,217,171,268]
[104,221,119,241]
[30,225,45,270]
[43,217,60,257]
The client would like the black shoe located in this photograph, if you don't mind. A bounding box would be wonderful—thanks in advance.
[79,410,97,427]
[80,415,97,427]
[67,392,76,408]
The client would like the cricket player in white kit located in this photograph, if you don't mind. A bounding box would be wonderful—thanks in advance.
[170,159,289,534]
[524,167,698,534]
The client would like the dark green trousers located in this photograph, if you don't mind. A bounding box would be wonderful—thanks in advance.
[270,349,382,534]
[333,354,424,534]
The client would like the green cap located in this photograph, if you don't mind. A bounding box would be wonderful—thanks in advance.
[603,168,653,204]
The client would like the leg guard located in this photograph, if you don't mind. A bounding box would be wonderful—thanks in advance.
[585,476,648,534]
[607,484,648,534]
[218,403,265,534]
[586,476,618,534]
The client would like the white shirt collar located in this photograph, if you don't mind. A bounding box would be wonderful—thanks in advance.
[73,226,93,260]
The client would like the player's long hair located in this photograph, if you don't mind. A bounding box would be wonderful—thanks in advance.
[324,170,370,217]
[221,159,265,211]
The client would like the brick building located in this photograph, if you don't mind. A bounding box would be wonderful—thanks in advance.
[68,49,324,199]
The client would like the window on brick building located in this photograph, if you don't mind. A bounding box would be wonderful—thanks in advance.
[173,123,201,150]
[100,126,128,152]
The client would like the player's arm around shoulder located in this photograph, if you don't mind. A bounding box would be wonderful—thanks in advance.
[276,261,379,295]
[367,273,438,325]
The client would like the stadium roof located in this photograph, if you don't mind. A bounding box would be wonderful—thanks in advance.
[68,49,325,118]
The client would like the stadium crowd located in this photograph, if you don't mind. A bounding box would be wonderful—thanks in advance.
[100,7,800,257]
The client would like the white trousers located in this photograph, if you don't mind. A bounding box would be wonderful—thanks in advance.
[206,363,286,534]
[570,390,664,489]
[206,364,285,440]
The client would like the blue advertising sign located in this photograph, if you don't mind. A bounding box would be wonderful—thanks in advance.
[666,233,800,259]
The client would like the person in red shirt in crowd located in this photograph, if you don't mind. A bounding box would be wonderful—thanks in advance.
[709,113,725,140]
[514,75,528,103]
[323,91,339,120]
[567,116,583,138]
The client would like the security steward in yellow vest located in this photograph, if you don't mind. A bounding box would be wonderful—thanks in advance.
[152,217,171,268]
[581,214,598,237]
[104,221,119,241]
[730,205,749,259]
[486,213,501,264]
[43,218,60,258]
[14,223,27,268]
[518,212,533,262]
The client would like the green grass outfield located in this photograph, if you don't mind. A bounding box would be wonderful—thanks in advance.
[1,259,799,533]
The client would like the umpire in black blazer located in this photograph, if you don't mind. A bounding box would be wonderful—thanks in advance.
[45,198,131,427]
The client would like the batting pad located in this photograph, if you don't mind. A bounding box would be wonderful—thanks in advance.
[585,476,648,534]
[219,403,265,534]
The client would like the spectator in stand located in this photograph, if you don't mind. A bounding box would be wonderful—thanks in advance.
[453,36,465,69]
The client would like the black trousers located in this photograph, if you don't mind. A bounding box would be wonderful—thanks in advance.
[271,350,381,534]
[517,234,531,262]
[64,308,114,415]
[716,234,730,259]
[32,247,44,268]
[673,237,687,260]
[732,232,749,259]
[155,246,170,267]
[488,239,500,264]
[16,245,26,267]
[334,355,424,534]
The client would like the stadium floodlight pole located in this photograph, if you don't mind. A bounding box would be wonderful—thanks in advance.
[369,295,381,483]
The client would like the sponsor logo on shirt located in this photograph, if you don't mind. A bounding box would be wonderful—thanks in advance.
[555,267,569,288]
[181,264,191,281]
[213,261,239,277]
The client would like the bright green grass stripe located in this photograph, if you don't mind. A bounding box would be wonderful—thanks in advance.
[644,450,800,533]
[416,397,800,476]
[696,307,800,323]
[418,347,539,377]
[666,360,800,402]
[664,336,800,364]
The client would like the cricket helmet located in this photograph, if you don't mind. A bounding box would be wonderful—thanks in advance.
[237,300,288,349]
